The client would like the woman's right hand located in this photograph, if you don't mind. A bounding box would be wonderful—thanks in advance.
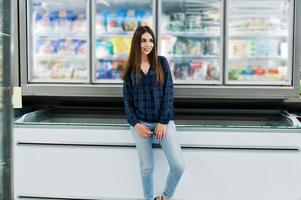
[134,123,152,138]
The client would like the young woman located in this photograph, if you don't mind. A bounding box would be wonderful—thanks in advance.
[122,25,185,200]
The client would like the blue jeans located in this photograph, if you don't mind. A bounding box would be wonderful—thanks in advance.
[131,120,185,200]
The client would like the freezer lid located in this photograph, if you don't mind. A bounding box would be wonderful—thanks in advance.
[14,108,301,128]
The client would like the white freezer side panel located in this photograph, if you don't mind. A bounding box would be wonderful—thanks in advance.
[14,126,301,200]
[13,126,301,148]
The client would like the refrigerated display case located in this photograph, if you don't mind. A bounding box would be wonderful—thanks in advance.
[159,0,223,84]
[18,0,301,99]
[226,0,293,85]
[13,108,301,199]
[93,0,155,83]
[27,0,90,83]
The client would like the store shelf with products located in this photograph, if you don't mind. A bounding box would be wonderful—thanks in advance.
[28,0,89,83]
[32,59,88,82]
[226,0,292,86]
[95,59,125,81]
[167,59,220,83]
[95,38,131,58]
[32,8,87,34]
[161,36,220,56]
[227,60,289,84]
[17,0,301,99]
[160,0,223,83]
[93,0,154,82]
[30,35,89,83]
[95,3,153,33]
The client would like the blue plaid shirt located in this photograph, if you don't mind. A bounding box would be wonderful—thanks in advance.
[123,56,174,127]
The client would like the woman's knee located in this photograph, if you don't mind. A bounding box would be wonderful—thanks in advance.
[140,159,154,174]
[141,163,154,175]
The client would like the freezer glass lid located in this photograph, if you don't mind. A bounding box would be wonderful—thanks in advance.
[15,108,299,128]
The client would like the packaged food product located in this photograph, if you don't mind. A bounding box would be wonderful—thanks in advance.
[73,67,87,80]
[49,11,59,32]
[123,9,137,32]
[173,38,186,55]
[160,35,177,55]
[37,39,58,55]
[202,9,220,22]
[280,42,288,57]
[254,65,266,75]
[229,40,248,57]
[111,37,131,55]
[77,40,87,55]
[58,38,74,55]
[39,12,52,33]
[33,60,52,79]
[96,60,106,80]
[187,39,197,55]
[278,66,288,81]
[107,10,124,33]
[169,12,185,31]
[161,15,170,32]
[247,40,257,57]
[73,13,86,33]
[66,10,77,32]
[96,12,106,32]
[241,67,255,75]
[58,10,67,32]
[49,60,69,79]
[228,68,240,81]
[139,10,152,27]
[174,62,190,80]
[190,60,207,80]
[207,62,219,80]
[96,40,114,57]
[33,12,44,33]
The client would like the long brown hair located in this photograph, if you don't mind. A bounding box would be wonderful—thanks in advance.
[122,26,164,86]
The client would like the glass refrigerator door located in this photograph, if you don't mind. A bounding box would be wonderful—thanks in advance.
[93,0,155,83]
[226,0,293,85]
[160,0,223,84]
[28,0,89,83]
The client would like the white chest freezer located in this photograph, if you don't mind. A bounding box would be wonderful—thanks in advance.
[13,108,301,200]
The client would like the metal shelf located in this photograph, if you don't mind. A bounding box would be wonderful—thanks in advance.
[29,79,89,83]
[34,32,86,38]
[35,54,87,60]
[162,31,220,37]
[96,54,128,60]
[229,56,287,61]
[96,32,133,38]
[166,54,219,59]
[229,32,288,38]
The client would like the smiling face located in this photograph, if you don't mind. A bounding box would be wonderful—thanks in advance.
[140,32,154,56]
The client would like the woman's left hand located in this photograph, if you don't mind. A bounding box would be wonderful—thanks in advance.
[155,123,167,141]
